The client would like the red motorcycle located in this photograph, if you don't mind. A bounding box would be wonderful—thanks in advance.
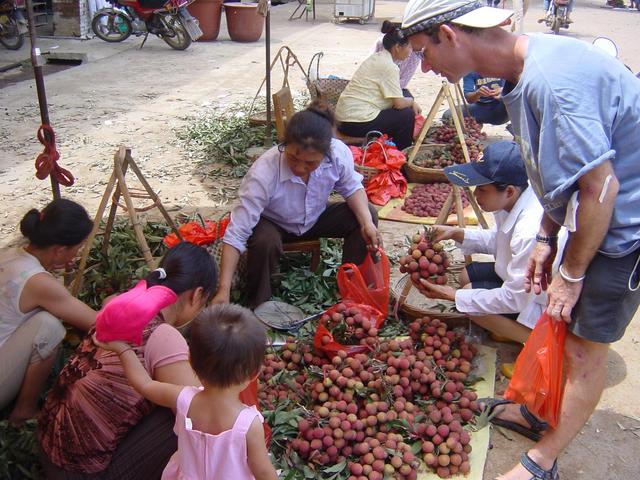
[91,0,202,50]
[0,0,28,50]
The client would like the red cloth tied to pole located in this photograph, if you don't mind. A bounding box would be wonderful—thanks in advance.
[35,124,75,187]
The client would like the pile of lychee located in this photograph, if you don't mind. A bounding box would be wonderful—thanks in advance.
[399,230,451,288]
[318,302,381,348]
[401,183,470,218]
[259,315,480,479]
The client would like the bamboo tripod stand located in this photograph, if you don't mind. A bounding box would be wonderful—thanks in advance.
[71,146,182,296]
[407,81,488,230]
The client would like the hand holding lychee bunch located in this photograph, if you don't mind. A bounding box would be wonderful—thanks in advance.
[398,228,451,289]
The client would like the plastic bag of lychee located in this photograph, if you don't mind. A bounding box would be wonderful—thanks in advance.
[337,248,391,316]
[314,301,386,357]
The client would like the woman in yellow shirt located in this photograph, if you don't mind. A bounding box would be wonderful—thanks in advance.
[336,21,420,150]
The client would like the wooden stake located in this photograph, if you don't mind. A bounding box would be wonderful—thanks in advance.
[71,146,182,297]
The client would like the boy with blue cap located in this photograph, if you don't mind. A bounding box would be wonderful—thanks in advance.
[419,140,552,346]
[399,1,640,479]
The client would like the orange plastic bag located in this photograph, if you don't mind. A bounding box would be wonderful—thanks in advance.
[313,301,385,357]
[163,215,230,248]
[337,249,390,315]
[240,378,272,445]
[504,313,567,428]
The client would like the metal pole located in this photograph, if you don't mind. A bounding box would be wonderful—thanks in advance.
[264,2,272,145]
[25,0,60,199]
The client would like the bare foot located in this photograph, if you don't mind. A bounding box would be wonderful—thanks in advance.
[485,402,534,430]
[496,462,532,480]
[8,406,39,426]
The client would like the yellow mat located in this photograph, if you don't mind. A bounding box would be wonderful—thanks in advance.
[418,344,497,480]
[378,183,479,226]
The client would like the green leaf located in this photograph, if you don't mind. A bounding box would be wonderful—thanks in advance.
[323,460,347,474]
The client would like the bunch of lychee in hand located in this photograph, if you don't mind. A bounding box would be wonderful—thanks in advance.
[398,229,451,289]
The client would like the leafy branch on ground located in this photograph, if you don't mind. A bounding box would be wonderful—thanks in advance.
[272,239,343,316]
[176,101,269,178]
[0,420,40,479]
[77,220,170,310]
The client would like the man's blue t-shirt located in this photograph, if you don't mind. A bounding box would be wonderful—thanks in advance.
[503,34,640,257]
[463,72,505,105]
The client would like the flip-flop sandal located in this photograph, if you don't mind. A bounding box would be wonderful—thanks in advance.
[478,398,549,442]
[520,452,559,480]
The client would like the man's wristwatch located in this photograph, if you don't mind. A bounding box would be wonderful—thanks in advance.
[535,234,558,245]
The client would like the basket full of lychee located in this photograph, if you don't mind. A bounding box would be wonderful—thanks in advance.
[398,228,451,290]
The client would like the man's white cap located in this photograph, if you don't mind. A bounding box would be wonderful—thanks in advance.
[401,0,513,36]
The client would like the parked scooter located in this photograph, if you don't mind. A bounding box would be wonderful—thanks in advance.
[541,0,571,34]
[92,0,202,50]
[0,0,27,50]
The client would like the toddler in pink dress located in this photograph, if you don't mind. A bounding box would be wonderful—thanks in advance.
[94,304,277,480]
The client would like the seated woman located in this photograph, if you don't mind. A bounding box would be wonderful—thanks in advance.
[212,100,380,309]
[0,199,95,425]
[417,142,563,349]
[335,21,420,150]
[38,242,218,479]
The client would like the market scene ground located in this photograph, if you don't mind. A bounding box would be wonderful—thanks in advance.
[1,0,639,478]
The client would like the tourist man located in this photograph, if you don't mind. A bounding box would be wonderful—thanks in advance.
[399,1,640,479]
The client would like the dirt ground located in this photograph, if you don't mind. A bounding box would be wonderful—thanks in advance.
[1,0,639,477]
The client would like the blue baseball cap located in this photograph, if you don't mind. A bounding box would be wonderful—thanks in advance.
[443,141,529,187]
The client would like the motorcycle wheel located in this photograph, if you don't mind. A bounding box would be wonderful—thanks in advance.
[0,18,25,50]
[551,16,560,34]
[159,14,191,50]
[92,11,132,42]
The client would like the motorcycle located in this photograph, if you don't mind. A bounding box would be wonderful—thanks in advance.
[91,0,202,50]
[0,0,28,50]
[542,0,571,35]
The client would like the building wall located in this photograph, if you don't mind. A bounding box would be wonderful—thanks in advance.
[52,0,91,37]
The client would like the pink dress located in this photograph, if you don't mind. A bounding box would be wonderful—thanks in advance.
[162,386,263,480]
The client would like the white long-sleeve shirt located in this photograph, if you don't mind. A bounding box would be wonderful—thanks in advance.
[454,187,548,329]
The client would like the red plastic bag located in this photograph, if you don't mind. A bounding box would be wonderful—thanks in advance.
[504,313,567,428]
[163,215,230,248]
[360,138,406,171]
[366,169,407,206]
[313,301,385,357]
[239,378,272,445]
[337,249,390,315]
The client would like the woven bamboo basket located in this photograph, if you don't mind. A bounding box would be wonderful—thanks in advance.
[391,261,469,328]
[355,163,378,187]
[355,134,387,187]
[403,144,450,184]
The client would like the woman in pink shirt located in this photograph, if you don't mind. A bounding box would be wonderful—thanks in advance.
[95,304,277,480]
[212,100,381,308]
[38,242,218,479]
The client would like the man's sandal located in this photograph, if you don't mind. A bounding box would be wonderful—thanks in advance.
[520,452,559,480]
[479,398,549,441]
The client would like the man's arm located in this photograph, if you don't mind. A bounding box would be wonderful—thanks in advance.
[548,160,618,322]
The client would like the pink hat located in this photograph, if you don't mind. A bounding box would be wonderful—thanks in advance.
[95,280,178,345]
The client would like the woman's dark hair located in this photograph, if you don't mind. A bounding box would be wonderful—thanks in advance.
[283,100,335,156]
[20,198,93,248]
[381,20,409,50]
[146,242,218,300]
[189,304,267,388]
